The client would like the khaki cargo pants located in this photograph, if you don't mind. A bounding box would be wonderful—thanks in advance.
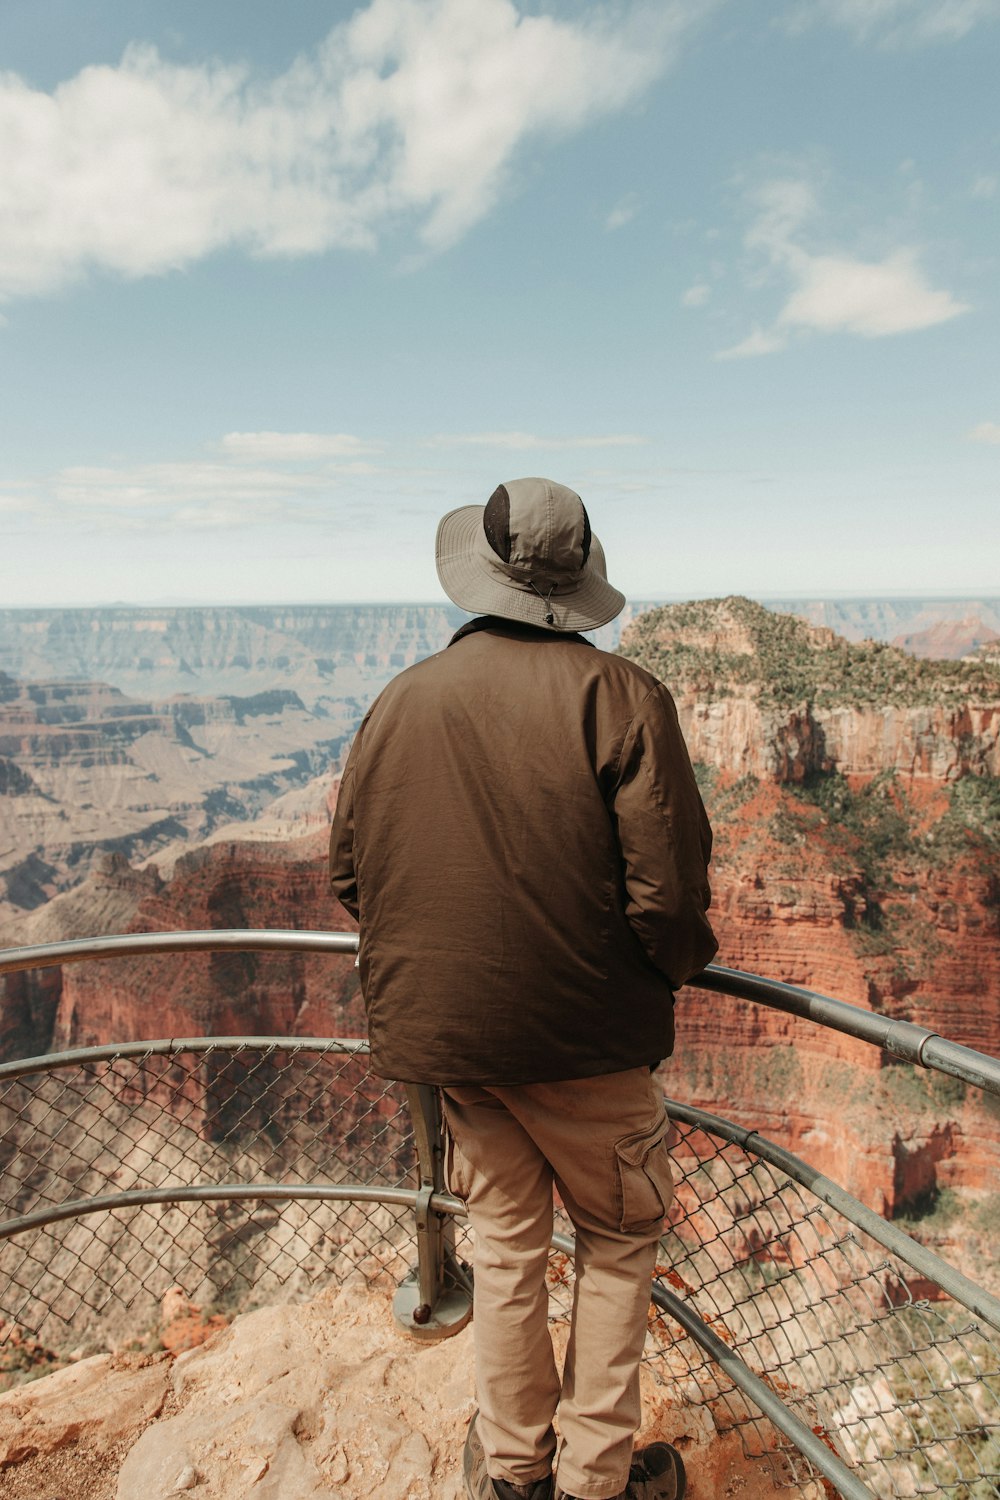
[442,1067,673,1500]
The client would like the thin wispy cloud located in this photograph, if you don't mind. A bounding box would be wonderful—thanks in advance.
[0,426,654,534]
[783,0,1000,44]
[220,432,379,461]
[0,445,392,533]
[716,175,968,358]
[428,432,647,450]
[0,0,702,304]
[968,421,1000,444]
[606,193,640,231]
[53,462,336,527]
[681,283,711,307]
[0,490,33,515]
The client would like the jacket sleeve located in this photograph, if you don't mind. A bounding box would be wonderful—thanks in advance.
[610,682,718,989]
[328,732,362,922]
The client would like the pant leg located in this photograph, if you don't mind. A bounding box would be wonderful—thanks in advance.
[493,1069,672,1500]
[442,1085,561,1486]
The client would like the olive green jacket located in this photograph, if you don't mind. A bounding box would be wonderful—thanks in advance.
[329,617,717,1084]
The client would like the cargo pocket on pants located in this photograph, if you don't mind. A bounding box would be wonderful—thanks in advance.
[614,1112,674,1233]
[442,1115,471,1203]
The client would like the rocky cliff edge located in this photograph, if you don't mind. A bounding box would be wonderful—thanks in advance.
[0,1281,807,1500]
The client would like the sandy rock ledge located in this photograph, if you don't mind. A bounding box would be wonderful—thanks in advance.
[0,1281,809,1499]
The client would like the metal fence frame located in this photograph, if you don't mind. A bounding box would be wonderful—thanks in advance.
[2,929,999,1498]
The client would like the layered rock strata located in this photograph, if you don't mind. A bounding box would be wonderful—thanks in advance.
[623,600,1000,1275]
[0,669,353,926]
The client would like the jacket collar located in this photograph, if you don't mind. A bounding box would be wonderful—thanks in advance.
[447,614,595,649]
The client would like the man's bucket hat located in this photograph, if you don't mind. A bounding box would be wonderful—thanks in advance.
[435,477,625,633]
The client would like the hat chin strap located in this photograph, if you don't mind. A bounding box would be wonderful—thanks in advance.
[528,579,557,625]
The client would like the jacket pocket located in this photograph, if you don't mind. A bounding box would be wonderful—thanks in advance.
[614,1111,674,1233]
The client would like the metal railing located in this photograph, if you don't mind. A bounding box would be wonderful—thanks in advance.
[1,930,998,1497]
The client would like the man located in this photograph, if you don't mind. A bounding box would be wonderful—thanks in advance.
[329,478,717,1500]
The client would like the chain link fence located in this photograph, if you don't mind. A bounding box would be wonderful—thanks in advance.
[2,1034,999,1495]
[650,1109,1000,1497]
[0,1041,415,1368]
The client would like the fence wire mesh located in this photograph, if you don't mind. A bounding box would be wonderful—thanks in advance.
[2,1041,999,1499]
[0,1042,416,1381]
[649,1110,1000,1498]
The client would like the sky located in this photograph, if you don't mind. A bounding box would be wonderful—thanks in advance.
[0,0,998,607]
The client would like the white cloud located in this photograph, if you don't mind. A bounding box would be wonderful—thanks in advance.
[783,0,1000,43]
[778,249,967,336]
[971,174,998,199]
[968,421,1000,443]
[220,431,379,461]
[715,326,788,361]
[606,193,640,231]
[681,283,711,307]
[428,431,646,449]
[718,175,968,356]
[0,0,700,303]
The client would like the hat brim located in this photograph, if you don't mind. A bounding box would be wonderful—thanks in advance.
[435,505,626,633]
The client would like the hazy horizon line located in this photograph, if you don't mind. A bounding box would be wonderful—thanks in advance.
[2,590,999,613]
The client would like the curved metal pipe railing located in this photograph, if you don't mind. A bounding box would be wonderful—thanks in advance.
[2,928,998,1097]
[2,929,999,1497]
[0,928,359,974]
[4,1037,992,1494]
[0,1181,426,1241]
[0,1033,369,1084]
[2,1028,993,1332]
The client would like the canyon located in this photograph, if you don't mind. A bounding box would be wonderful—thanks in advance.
[2,595,997,931]
[1,595,999,1353]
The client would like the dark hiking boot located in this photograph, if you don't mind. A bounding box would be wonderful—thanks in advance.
[463,1411,554,1500]
[493,1481,556,1500]
[555,1441,686,1500]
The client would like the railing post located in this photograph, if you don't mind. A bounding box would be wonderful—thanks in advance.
[392,1084,473,1341]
